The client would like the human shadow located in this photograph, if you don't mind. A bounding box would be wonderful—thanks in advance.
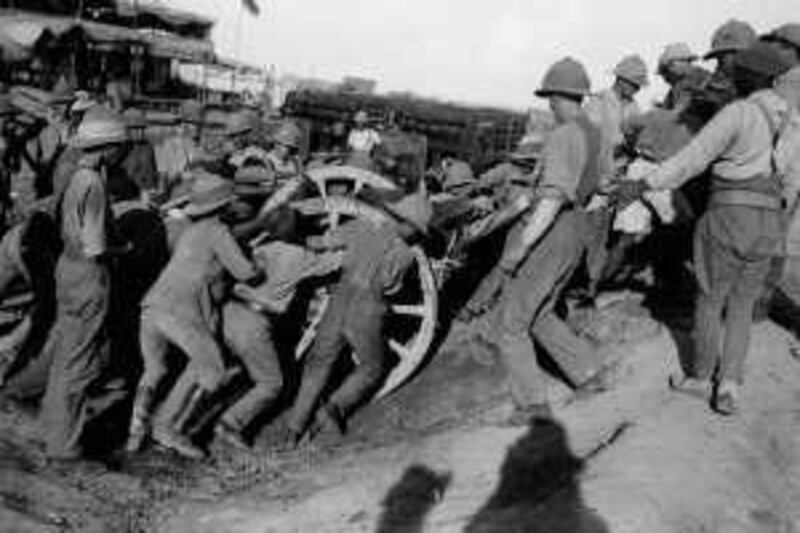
[465,417,609,533]
[375,464,452,533]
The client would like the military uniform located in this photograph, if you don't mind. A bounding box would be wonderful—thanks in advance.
[218,242,341,438]
[646,87,797,405]
[489,112,604,411]
[287,218,416,437]
[39,160,113,458]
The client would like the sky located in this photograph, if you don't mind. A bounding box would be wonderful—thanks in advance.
[164,0,796,111]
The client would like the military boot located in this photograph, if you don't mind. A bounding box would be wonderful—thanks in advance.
[152,385,208,460]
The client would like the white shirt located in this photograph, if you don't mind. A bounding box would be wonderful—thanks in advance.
[347,128,381,153]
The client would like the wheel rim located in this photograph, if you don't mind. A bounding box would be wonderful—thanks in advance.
[292,165,439,399]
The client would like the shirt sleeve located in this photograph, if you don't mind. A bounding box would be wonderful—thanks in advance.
[646,102,742,190]
[212,223,259,281]
[536,124,587,202]
[78,173,108,258]
[381,240,415,295]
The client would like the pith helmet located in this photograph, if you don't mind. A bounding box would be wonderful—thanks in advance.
[71,105,127,149]
[535,57,591,98]
[763,23,800,49]
[657,43,698,71]
[734,41,791,78]
[705,19,757,59]
[614,54,649,87]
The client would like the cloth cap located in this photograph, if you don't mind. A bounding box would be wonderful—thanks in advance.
[614,54,649,87]
[734,41,792,78]
[535,57,591,98]
[71,105,127,149]
[184,170,235,216]
[706,19,757,59]
[383,191,432,235]
[658,43,698,69]
[763,23,800,49]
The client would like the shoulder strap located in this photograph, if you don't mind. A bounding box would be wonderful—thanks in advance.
[751,99,792,175]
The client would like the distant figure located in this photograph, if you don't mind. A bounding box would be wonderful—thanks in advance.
[346,109,381,169]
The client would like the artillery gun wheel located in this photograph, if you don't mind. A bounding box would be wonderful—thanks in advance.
[290,165,439,399]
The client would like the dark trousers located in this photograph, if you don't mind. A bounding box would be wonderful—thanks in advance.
[287,284,387,434]
[490,211,597,409]
[691,206,780,384]
[220,301,283,431]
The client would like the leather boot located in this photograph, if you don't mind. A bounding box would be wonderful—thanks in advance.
[152,385,208,460]
[125,386,156,453]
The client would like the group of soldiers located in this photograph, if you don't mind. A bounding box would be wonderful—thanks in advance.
[0,17,798,466]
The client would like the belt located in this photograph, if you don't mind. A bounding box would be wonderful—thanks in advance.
[709,190,783,211]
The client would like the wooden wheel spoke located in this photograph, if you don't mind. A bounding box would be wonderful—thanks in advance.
[388,340,412,360]
[391,304,427,318]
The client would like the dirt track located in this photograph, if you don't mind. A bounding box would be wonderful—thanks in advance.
[1,295,798,533]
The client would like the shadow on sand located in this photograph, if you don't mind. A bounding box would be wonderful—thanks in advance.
[464,416,609,533]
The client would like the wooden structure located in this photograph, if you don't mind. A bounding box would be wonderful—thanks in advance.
[282,89,531,173]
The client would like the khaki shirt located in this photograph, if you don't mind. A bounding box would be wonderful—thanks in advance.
[585,88,640,151]
[144,217,257,330]
[312,219,414,297]
[60,163,108,258]
[535,120,589,202]
[249,241,342,314]
[647,90,797,190]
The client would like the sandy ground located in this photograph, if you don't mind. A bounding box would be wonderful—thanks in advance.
[0,293,798,533]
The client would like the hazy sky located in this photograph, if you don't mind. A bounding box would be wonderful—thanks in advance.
[165,0,795,110]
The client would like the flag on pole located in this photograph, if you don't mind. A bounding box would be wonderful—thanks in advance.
[242,0,261,16]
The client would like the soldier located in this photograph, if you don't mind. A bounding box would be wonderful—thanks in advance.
[118,108,158,203]
[39,106,129,461]
[215,211,342,450]
[346,109,381,170]
[701,19,758,112]
[155,100,205,198]
[632,43,796,415]
[126,171,262,458]
[284,191,431,446]
[656,43,710,113]
[585,54,647,175]
[483,58,612,426]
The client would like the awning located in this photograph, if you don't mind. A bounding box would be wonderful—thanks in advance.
[0,11,213,62]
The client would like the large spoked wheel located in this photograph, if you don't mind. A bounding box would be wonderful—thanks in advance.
[290,165,439,399]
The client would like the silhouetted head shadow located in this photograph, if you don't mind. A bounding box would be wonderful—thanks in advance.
[465,417,609,533]
[376,464,452,533]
